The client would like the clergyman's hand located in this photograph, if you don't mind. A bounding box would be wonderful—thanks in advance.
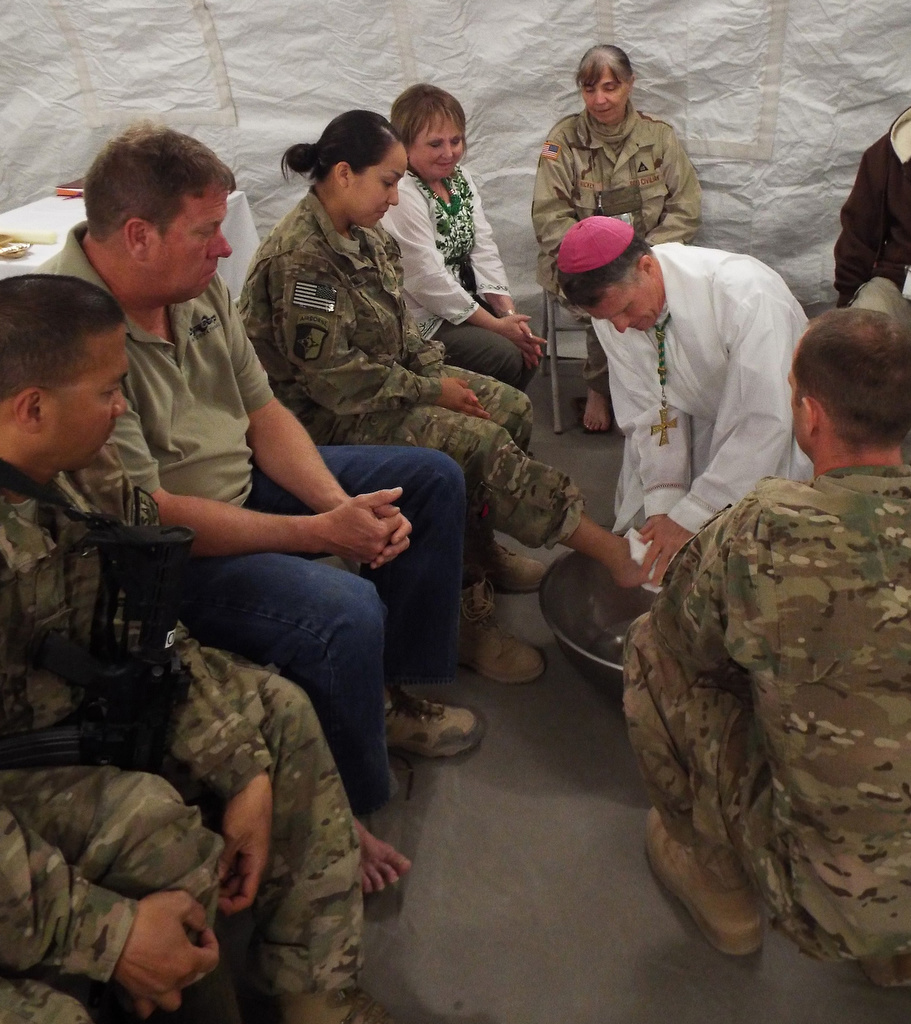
[638,514,694,584]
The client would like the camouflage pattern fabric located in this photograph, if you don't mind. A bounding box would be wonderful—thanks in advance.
[240,191,585,549]
[531,104,702,295]
[0,978,94,1023]
[0,446,361,1018]
[169,668,362,996]
[624,466,911,961]
[316,364,583,549]
[240,191,446,445]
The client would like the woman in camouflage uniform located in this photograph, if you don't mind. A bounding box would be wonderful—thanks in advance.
[240,110,647,686]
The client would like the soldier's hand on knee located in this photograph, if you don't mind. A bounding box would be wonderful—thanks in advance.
[436,377,491,419]
[114,891,219,1016]
[219,772,273,915]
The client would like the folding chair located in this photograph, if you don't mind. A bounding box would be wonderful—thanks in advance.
[541,290,587,433]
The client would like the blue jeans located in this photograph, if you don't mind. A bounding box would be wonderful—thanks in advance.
[177,445,465,815]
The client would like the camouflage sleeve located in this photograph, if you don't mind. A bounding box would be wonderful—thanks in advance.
[531,127,581,295]
[644,126,702,246]
[0,805,136,980]
[167,641,272,802]
[650,497,768,676]
[247,250,444,415]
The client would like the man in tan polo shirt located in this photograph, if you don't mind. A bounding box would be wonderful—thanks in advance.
[44,122,478,898]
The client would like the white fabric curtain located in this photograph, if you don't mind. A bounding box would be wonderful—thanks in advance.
[2,0,909,315]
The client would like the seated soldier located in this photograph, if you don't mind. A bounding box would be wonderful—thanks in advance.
[0,273,391,1024]
[623,308,911,983]
[43,122,478,894]
[240,110,649,688]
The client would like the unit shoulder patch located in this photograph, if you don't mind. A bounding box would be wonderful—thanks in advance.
[540,142,562,161]
[293,313,331,361]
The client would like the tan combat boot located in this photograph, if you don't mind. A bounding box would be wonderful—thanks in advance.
[278,986,395,1023]
[859,953,911,986]
[384,686,484,757]
[458,578,545,683]
[480,539,546,593]
[645,807,763,956]
[274,987,393,1024]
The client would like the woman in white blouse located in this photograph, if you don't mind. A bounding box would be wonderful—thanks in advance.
[384,84,543,391]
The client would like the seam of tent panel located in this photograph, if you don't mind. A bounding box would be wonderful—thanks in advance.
[685,0,788,161]
[48,0,237,128]
[388,0,419,85]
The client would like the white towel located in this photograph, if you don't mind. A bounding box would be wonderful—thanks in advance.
[625,528,662,594]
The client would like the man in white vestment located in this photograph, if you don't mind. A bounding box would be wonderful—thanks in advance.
[558,217,811,580]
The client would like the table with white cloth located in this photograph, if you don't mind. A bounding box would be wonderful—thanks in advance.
[0,191,260,298]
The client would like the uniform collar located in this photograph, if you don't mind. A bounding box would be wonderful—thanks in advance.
[577,103,637,148]
[302,190,378,270]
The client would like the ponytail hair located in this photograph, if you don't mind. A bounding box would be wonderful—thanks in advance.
[281,110,402,182]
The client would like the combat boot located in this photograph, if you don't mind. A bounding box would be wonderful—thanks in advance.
[384,686,484,757]
[475,538,546,593]
[458,578,545,683]
[645,807,763,955]
[859,953,911,986]
[277,986,394,1023]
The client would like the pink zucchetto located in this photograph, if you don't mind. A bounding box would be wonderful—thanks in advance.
[557,217,635,273]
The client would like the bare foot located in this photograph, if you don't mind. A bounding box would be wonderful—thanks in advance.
[583,388,612,432]
[354,819,412,894]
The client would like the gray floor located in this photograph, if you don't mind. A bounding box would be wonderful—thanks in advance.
[360,361,911,1024]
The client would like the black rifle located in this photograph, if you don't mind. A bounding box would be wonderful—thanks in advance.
[0,459,194,773]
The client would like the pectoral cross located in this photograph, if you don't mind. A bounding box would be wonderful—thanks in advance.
[650,407,678,446]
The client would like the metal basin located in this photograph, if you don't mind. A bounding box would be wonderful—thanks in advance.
[539,551,655,693]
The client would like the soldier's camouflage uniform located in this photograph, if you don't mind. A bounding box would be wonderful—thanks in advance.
[531,103,701,396]
[240,191,584,550]
[0,446,361,1023]
[624,467,911,960]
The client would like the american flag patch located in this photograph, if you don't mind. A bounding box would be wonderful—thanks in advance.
[292,281,337,312]
[541,142,561,160]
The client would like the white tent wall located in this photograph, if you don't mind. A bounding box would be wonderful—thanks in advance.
[1,0,910,316]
